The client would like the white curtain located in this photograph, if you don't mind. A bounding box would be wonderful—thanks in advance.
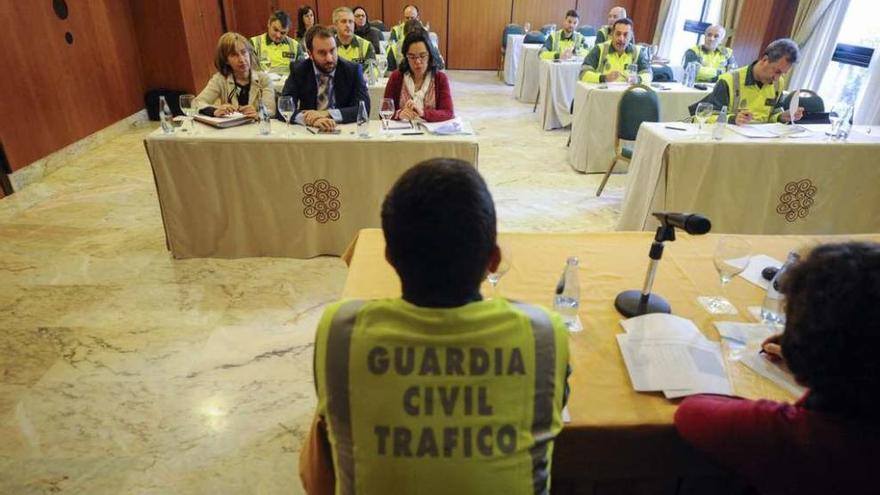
[720,0,744,47]
[655,0,682,60]
[788,0,850,91]
[854,49,880,125]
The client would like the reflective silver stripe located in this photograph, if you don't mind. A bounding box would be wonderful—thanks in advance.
[325,299,367,495]
[513,302,557,495]
[732,71,741,113]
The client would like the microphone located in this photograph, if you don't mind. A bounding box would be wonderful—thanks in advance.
[652,212,711,235]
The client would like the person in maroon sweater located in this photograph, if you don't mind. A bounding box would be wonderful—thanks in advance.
[383,30,454,123]
[675,241,880,495]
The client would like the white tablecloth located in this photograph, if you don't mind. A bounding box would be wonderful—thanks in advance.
[145,121,478,259]
[514,44,543,103]
[617,123,880,234]
[567,82,710,173]
[273,77,388,120]
[536,58,583,130]
[503,34,525,85]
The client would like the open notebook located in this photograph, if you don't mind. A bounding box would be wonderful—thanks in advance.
[193,112,252,129]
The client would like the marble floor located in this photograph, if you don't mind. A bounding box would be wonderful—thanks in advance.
[0,71,627,493]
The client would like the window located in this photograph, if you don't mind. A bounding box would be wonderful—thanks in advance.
[817,0,880,110]
[664,0,722,66]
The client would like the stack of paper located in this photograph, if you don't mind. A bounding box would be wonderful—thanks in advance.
[193,112,251,129]
[419,117,472,135]
[617,313,732,399]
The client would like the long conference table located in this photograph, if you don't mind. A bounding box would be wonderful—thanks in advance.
[514,44,543,103]
[342,228,880,493]
[536,58,584,130]
[618,122,880,234]
[145,121,478,259]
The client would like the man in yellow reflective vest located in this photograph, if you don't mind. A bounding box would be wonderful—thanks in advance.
[540,9,590,61]
[691,38,804,125]
[300,158,571,495]
[683,24,736,82]
[333,7,379,80]
[580,18,650,83]
[250,10,305,75]
[595,6,627,44]
[390,4,421,44]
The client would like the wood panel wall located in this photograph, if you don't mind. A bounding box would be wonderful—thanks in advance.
[225,0,317,38]
[630,0,662,43]
[732,0,797,64]
[0,0,144,172]
[447,0,513,69]
[575,0,634,33]
[383,0,449,59]
[317,0,384,25]
[512,0,577,30]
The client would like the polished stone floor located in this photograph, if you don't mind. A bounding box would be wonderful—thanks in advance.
[0,71,626,493]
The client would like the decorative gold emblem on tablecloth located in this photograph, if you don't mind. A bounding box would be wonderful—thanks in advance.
[302,179,341,223]
[776,179,816,222]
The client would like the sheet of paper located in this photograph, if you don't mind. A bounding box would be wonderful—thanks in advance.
[747,306,763,322]
[562,406,571,423]
[740,352,807,397]
[728,124,778,138]
[419,117,472,135]
[663,340,732,398]
[617,335,697,391]
[713,321,776,345]
[738,254,782,290]
[382,120,415,130]
[620,313,704,342]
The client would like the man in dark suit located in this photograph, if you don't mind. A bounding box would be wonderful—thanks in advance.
[282,25,370,131]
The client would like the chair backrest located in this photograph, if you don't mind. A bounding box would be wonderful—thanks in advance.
[577,25,596,37]
[782,89,825,114]
[617,85,660,141]
[502,24,526,48]
[540,24,555,35]
[651,65,675,82]
[523,31,547,44]
[369,20,387,32]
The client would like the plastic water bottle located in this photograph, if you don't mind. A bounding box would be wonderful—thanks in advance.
[258,101,271,135]
[684,62,698,88]
[366,60,378,86]
[713,105,727,140]
[761,251,800,326]
[159,95,174,134]
[553,256,581,331]
[836,106,853,140]
[626,63,639,85]
[357,100,370,138]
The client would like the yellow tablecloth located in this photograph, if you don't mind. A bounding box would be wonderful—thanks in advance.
[145,123,478,259]
[342,228,880,492]
[617,123,880,234]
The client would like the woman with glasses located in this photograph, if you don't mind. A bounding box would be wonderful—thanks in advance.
[383,30,453,122]
[353,6,382,54]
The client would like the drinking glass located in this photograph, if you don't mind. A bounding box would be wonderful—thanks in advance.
[278,96,296,137]
[379,98,395,133]
[179,94,197,133]
[486,245,512,298]
[694,102,714,135]
[377,56,388,77]
[826,103,851,137]
[700,238,751,314]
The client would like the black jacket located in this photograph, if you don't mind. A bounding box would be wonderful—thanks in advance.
[281,57,370,123]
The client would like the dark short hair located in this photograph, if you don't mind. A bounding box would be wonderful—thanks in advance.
[612,17,634,31]
[565,9,579,19]
[398,30,437,74]
[780,242,880,419]
[403,18,423,36]
[305,25,335,51]
[353,5,369,20]
[296,6,315,39]
[764,38,800,64]
[381,159,496,301]
[269,10,292,29]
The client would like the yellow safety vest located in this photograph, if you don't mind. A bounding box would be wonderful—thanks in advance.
[690,45,734,82]
[390,23,405,43]
[250,34,303,74]
[540,30,589,60]
[718,66,783,123]
[337,35,380,80]
[314,297,570,495]
[596,25,611,44]
[580,41,643,83]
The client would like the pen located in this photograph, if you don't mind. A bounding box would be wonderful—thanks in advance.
[664,126,688,131]
[402,132,424,135]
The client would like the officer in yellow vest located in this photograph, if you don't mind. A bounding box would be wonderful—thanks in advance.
[581,18,650,83]
[540,9,590,60]
[333,7,379,80]
[390,4,421,44]
[386,22,445,72]
[683,24,736,82]
[692,38,804,125]
[250,10,305,75]
[300,158,571,495]
[595,6,628,44]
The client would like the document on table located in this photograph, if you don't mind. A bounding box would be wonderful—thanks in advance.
[713,321,776,345]
[737,254,783,290]
[419,117,473,135]
[729,123,811,138]
[740,352,807,396]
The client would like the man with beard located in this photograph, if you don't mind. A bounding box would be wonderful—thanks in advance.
[580,17,649,83]
[282,26,370,130]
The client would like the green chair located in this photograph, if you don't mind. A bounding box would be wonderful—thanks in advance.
[782,89,825,114]
[596,85,659,197]
[577,25,596,37]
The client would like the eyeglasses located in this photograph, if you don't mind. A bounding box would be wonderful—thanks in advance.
[405,53,429,62]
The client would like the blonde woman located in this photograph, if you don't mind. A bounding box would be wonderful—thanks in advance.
[196,32,275,119]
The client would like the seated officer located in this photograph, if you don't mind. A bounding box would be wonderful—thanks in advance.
[683,24,736,82]
[333,6,378,79]
[387,20,445,72]
[595,6,627,44]
[691,38,803,125]
[390,4,420,43]
[540,9,590,61]
[250,10,305,75]
[580,18,650,83]
[299,158,571,495]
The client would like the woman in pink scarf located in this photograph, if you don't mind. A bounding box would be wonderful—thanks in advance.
[383,30,454,122]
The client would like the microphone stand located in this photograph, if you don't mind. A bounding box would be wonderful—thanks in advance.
[614,224,674,317]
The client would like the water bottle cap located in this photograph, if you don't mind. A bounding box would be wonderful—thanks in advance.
[566,256,579,265]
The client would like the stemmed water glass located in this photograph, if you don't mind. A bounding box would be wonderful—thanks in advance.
[694,102,714,137]
[380,98,395,133]
[826,103,851,137]
[179,94,197,133]
[278,96,296,137]
[377,56,388,78]
[486,245,512,298]
[700,237,751,314]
